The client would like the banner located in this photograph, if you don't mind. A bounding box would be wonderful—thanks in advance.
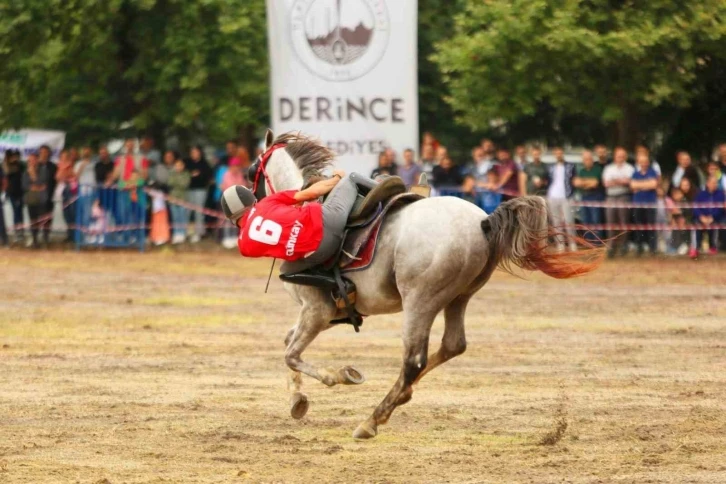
[0,129,66,160]
[266,0,419,174]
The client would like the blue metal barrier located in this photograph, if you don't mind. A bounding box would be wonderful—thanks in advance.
[75,185,147,251]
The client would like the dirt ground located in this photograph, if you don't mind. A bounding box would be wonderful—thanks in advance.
[1,248,725,483]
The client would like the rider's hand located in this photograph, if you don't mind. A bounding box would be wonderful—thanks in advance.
[333,169,345,179]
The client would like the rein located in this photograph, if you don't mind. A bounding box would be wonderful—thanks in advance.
[252,143,286,198]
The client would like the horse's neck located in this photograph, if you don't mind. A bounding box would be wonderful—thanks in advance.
[267,152,304,192]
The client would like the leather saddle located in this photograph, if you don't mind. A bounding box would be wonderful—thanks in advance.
[279,175,428,331]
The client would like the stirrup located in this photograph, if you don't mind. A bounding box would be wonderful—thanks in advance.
[330,266,363,332]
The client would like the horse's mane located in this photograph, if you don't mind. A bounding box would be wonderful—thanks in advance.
[273,132,334,180]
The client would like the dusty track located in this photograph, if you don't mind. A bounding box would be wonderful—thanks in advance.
[1,249,725,483]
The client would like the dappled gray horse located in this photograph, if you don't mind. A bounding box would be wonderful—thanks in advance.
[256,131,602,439]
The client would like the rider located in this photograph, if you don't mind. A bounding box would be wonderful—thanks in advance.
[221,172,399,274]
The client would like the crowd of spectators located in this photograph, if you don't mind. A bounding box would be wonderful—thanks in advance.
[0,137,257,249]
[3,134,726,258]
[370,134,726,259]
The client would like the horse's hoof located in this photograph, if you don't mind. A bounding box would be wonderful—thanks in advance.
[290,392,309,419]
[352,421,377,439]
[339,366,366,385]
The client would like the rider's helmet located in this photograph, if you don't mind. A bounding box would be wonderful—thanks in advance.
[221,186,257,224]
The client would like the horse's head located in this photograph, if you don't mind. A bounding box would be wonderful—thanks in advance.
[249,129,335,201]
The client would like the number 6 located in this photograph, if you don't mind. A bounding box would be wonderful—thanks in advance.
[248,216,282,245]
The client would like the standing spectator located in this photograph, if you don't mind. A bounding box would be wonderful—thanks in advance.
[371,151,398,178]
[185,145,212,243]
[56,150,78,242]
[546,147,577,252]
[635,146,661,177]
[602,147,635,258]
[68,147,80,166]
[465,146,495,184]
[519,146,549,196]
[220,157,246,248]
[95,146,115,186]
[432,155,463,191]
[74,147,96,186]
[149,149,174,190]
[114,138,149,183]
[139,136,161,168]
[480,139,496,162]
[421,132,440,154]
[3,149,25,244]
[219,140,238,167]
[705,161,722,186]
[22,153,50,248]
[671,151,703,191]
[168,157,191,244]
[630,152,659,255]
[95,145,116,224]
[419,144,437,189]
[37,145,57,246]
[74,147,96,238]
[594,145,611,166]
[716,143,726,175]
[114,139,149,237]
[573,150,604,242]
[398,148,422,188]
[691,175,725,257]
[494,148,519,200]
[514,145,528,169]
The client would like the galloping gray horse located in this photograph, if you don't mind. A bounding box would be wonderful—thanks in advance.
[256,131,602,439]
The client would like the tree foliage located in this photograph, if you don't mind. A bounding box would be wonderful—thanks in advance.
[434,0,726,151]
[0,0,268,146]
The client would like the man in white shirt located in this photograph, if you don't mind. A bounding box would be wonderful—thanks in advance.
[546,147,577,252]
[602,147,635,257]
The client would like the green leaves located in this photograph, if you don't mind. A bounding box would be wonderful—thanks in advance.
[0,0,268,145]
[434,0,726,146]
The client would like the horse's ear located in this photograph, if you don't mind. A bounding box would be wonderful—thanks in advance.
[264,129,274,151]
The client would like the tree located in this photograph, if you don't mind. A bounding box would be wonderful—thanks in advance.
[0,0,268,148]
[434,0,726,151]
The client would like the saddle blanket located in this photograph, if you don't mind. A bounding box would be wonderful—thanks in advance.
[340,192,423,273]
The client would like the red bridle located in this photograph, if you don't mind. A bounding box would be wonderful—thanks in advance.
[252,143,286,197]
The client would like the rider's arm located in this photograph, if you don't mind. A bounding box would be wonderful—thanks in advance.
[294,171,345,202]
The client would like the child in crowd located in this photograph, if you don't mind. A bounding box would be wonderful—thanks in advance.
[480,170,502,214]
[460,175,479,206]
[86,199,107,244]
[168,159,191,244]
[668,187,689,254]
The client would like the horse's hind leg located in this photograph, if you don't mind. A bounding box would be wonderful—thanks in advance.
[413,295,470,385]
[353,309,437,439]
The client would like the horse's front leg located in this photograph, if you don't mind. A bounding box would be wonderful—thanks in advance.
[285,304,366,388]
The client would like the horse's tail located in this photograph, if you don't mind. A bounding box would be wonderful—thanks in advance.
[481,196,604,279]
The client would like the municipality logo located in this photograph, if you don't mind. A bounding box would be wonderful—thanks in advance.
[290,0,389,82]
